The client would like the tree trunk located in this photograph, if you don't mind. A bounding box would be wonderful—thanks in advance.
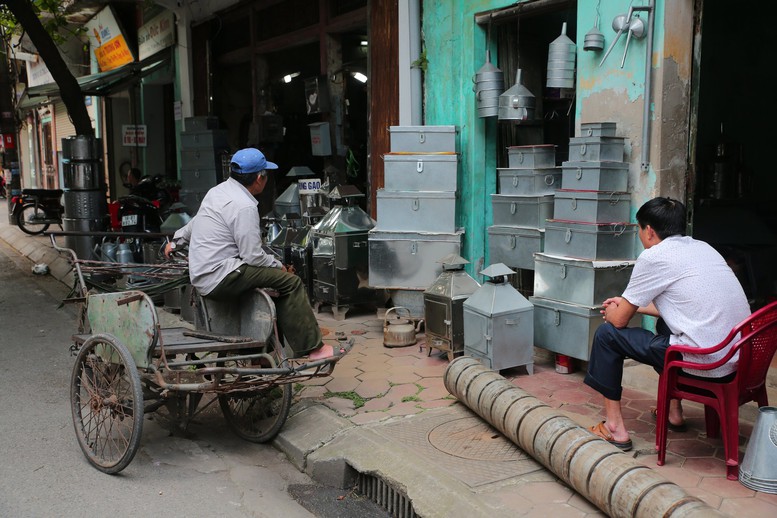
[4,0,93,136]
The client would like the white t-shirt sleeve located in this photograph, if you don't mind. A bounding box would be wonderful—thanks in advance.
[621,252,672,309]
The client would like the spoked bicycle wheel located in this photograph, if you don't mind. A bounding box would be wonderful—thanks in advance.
[70,333,144,474]
[218,340,292,443]
[16,204,51,235]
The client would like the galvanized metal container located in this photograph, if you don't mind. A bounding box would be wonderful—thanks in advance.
[463,264,534,372]
[533,252,634,307]
[568,136,625,162]
[423,254,480,360]
[61,136,102,162]
[546,23,576,89]
[179,189,206,215]
[275,183,301,216]
[383,153,458,192]
[498,69,536,122]
[491,194,554,229]
[507,144,556,168]
[553,190,631,223]
[580,122,617,137]
[63,217,100,260]
[389,125,457,153]
[498,167,561,195]
[180,130,228,149]
[474,51,504,118]
[180,148,225,170]
[530,296,602,360]
[180,167,221,191]
[531,296,641,360]
[561,161,629,192]
[487,225,544,270]
[544,220,637,260]
[368,229,463,289]
[376,189,456,233]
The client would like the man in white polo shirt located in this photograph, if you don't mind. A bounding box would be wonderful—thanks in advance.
[166,148,335,360]
[584,197,750,451]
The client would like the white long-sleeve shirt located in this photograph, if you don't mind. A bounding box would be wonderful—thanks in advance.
[173,178,281,295]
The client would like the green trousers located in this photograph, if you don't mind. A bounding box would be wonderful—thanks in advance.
[206,265,322,357]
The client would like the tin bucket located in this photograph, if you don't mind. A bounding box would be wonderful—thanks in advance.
[739,406,777,493]
[383,306,418,348]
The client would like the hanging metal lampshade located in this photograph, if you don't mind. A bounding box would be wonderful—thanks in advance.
[584,16,605,51]
[474,49,504,118]
[498,69,535,122]
[547,22,576,89]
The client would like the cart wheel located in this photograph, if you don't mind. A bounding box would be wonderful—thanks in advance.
[16,204,50,235]
[218,341,292,443]
[70,333,144,474]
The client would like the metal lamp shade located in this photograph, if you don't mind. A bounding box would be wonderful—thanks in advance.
[474,50,504,118]
[739,406,777,493]
[547,22,576,89]
[498,69,536,122]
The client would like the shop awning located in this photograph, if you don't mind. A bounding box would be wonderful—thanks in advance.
[23,48,171,100]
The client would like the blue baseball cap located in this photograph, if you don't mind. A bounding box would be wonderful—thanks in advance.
[230,148,278,174]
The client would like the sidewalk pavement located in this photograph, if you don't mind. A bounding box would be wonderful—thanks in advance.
[2,201,777,517]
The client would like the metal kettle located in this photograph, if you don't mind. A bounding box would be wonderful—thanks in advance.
[383,307,419,348]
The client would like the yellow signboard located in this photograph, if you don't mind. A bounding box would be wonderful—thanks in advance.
[94,34,134,72]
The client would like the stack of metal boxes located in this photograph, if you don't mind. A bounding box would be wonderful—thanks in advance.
[488,144,560,270]
[531,122,638,361]
[179,117,229,215]
[368,125,463,318]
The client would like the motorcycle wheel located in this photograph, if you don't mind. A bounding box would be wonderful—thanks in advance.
[17,204,51,235]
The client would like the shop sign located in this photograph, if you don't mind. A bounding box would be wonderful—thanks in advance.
[298,178,323,194]
[1,134,15,150]
[138,11,176,61]
[122,125,147,147]
[86,6,135,72]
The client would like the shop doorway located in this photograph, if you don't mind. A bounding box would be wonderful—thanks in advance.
[689,0,777,305]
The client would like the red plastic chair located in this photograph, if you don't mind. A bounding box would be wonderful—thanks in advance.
[655,301,777,480]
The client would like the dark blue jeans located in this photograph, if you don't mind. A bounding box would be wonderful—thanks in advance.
[583,320,671,401]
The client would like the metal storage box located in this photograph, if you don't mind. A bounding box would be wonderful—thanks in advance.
[580,122,617,137]
[309,122,332,156]
[179,189,206,215]
[368,229,463,289]
[463,264,534,373]
[383,153,458,192]
[487,225,544,270]
[553,190,630,223]
[544,220,637,260]
[507,144,556,168]
[561,161,629,192]
[498,167,561,195]
[64,190,106,219]
[389,125,457,153]
[181,149,225,170]
[63,162,101,190]
[568,136,625,162]
[185,116,219,131]
[533,253,634,307]
[180,168,220,191]
[376,190,456,233]
[491,194,553,229]
[531,296,641,360]
[180,130,228,149]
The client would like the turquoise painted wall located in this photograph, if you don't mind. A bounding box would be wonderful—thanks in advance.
[422,1,669,275]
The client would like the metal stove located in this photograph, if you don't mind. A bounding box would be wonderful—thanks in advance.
[463,263,534,373]
[423,254,480,361]
[268,212,301,265]
[311,185,376,320]
[291,207,327,301]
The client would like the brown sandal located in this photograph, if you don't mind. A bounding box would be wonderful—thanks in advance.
[589,421,632,451]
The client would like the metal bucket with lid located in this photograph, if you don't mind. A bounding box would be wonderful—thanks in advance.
[498,69,535,122]
[473,50,504,118]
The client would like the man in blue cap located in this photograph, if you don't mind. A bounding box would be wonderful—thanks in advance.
[166,147,335,360]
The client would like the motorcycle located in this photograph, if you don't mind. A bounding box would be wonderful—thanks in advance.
[13,188,64,235]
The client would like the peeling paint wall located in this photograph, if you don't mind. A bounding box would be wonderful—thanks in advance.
[422,0,692,272]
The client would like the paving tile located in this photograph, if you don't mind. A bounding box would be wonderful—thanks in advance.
[683,456,730,478]
[487,486,533,509]
[755,491,777,505]
[416,385,450,401]
[699,476,757,499]
[298,385,327,398]
[354,379,390,399]
[567,493,602,514]
[516,480,575,504]
[349,411,391,425]
[385,401,422,416]
[385,371,421,385]
[361,397,391,412]
[546,388,596,406]
[667,438,717,458]
[684,486,723,509]
[650,466,702,488]
[386,355,419,366]
[417,399,455,409]
[523,502,587,518]
[720,496,777,517]
[321,377,359,393]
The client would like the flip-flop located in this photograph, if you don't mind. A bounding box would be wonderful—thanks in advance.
[650,407,687,433]
[296,338,355,375]
[589,421,633,451]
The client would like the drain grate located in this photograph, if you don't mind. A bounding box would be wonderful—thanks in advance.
[357,472,418,518]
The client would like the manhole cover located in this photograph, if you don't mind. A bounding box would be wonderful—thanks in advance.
[428,417,529,461]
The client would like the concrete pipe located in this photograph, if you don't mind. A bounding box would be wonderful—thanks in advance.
[443,357,726,518]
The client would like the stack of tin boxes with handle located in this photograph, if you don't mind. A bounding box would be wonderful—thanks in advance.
[179,117,229,215]
[530,122,640,362]
[488,144,560,272]
[368,126,464,318]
